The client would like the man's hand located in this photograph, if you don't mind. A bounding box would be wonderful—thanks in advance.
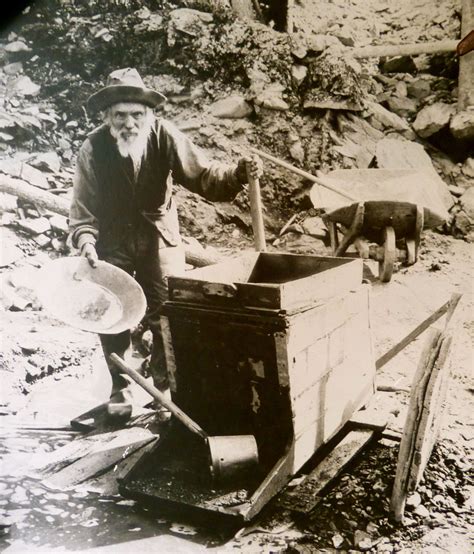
[81,243,98,268]
[235,155,264,184]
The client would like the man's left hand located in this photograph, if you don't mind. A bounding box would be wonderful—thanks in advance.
[236,155,263,184]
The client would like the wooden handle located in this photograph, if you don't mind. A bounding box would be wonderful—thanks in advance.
[247,163,266,252]
[110,353,208,440]
[249,146,358,203]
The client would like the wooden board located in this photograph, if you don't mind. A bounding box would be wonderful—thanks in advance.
[29,427,156,481]
[278,429,374,514]
[408,335,453,490]
[326,201,445,240]
[74,439,158,495]
[390,328,453,521]
[43,432,156,490]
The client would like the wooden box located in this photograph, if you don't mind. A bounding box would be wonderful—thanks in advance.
[168,252,362,312]
[122,254,375,521]
[162,253,374,474]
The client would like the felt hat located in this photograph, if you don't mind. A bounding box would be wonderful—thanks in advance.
[87,68,166,112]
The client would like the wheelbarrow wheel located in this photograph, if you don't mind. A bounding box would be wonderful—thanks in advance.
[379,226,396,283]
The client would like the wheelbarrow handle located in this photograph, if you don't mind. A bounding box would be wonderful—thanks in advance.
[110,353,208,440]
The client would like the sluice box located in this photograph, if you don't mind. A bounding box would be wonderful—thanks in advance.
[121,252,376,522]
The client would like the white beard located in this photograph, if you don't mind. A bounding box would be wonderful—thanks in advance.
[109,117,153,178]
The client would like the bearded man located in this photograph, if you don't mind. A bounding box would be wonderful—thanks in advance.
[69,68,262,419]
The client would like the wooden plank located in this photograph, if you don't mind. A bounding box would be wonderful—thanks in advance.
[43,433,156,490]
[376,293,461,371]
[31,428,154,478]
[278,429,374,514]
[390,328,444,521]
[349,402,392,431]
[74,439,158,495]
[391,292,460,520]
[240,445,295,521]
[29,432,115,477]
[408,335,453,490]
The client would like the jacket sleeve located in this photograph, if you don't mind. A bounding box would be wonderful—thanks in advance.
[69,140,100,249]
[158,119,243,201]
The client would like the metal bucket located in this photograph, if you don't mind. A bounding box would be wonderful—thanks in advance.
[207,435,259,481]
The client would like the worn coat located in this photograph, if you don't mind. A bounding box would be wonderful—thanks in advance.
[69,118,242,255]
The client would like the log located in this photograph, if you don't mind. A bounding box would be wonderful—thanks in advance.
[0,175,222,268]
[459,0,474,109]
[1,174,69,216]
[350,39,458,59]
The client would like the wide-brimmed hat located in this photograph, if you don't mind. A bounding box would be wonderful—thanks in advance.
[87,68,166,112]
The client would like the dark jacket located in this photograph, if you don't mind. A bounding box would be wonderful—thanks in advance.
[69,118,241,253]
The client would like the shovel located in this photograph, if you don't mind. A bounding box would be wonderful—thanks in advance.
[110,353,259,481]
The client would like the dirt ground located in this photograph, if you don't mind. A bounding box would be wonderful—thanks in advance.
[0,0,473,552]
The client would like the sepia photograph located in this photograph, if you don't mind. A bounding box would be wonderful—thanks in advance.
[0,0,472,552]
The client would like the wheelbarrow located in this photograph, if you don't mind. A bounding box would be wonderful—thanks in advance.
[314,169,448,282]
[248,149,449,284]
[323,200,444,282]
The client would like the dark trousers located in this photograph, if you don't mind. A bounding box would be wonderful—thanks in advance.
[99,230,185,397]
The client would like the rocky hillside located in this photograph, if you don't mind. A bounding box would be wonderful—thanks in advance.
[0,0,473,261]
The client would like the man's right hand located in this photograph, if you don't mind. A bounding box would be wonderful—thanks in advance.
[81,243,98,268]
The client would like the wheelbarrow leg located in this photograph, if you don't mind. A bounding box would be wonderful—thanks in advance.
[379,226,396,282]
[406,204,424,266]
[335,202,365,257]
[327,220,339,253]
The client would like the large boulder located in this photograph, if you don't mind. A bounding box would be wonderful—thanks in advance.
[374,137,454,212]
[407,78,432,100]
[366,101,410,132]
[167,9,213,47]
[412,102,456,138]
[387,96,418,118]
[462,158,474,178]
[210,96,252,119]
[450,110,474,140]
